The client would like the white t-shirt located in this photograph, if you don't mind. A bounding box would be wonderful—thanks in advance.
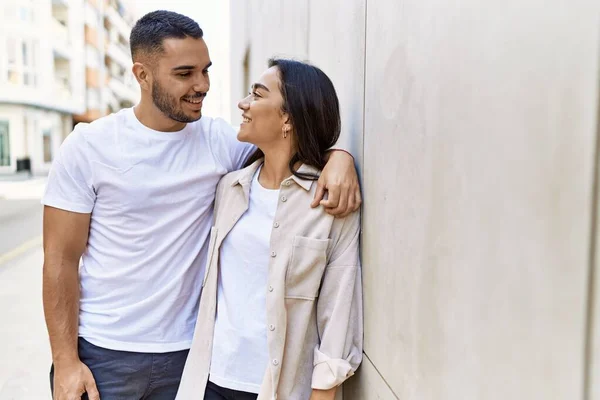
[209,165,279,393]
[42,108,254,353]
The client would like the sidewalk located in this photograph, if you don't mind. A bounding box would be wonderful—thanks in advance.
[0,177,47,201]
[0,245,51,399]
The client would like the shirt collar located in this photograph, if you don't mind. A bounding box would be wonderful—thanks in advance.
[230,158,319,191]
[288,164,319,191]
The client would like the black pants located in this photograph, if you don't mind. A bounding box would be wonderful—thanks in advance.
[204,381,258,400]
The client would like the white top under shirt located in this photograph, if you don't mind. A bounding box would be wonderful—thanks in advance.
[209,165,279,393]
[42,108,254,353]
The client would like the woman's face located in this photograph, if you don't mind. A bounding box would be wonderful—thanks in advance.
[237,66,289,147]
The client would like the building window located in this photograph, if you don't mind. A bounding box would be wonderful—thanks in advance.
[6,38,18,84]
[4,37,37,86]
[19,6,33,22]
[22,41,36,86]
[22,42,28,65]
[0,121,10,167]
[32,41,39,86]
[43,130,53,163]
[22,42,30,85]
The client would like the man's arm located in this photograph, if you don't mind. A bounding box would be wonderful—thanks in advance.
[310,387,337,400]
[220,120,361,217]
[311,150,362,218]
[43,206,99,400]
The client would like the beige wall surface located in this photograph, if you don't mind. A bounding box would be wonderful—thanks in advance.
[361,1,599,399]
[307,0,366,165]
[230,1,600,399]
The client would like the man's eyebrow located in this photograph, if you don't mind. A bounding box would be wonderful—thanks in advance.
[251,83,270,92]
[172,65,196,71]
[171,62,212,72]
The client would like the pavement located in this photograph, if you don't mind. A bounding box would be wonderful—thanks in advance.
[0,177,47,201]
[0,176,52,399]
[0,248,51,400]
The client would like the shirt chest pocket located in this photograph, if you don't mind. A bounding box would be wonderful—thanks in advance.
[285,236,330,299]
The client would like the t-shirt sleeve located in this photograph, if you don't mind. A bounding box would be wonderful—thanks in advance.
[211,118,256,172]
[42,125,96,214]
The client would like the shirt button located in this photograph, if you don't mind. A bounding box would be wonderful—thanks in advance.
[273,222,280,228]
[269,324,275,331]
[268,285,274,292]
[281,196,287,202]
[272,359,279,366]
[284,181,291,187]
[270,251,277,257]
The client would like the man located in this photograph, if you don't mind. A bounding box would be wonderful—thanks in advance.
[42,10,361,400]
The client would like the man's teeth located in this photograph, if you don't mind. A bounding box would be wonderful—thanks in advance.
[185,98,203,104]
[243,117,251,123]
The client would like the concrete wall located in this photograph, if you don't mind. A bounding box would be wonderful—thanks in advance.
[230,1,600,399]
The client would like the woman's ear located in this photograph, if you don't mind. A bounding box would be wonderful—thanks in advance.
[281,113,293,134]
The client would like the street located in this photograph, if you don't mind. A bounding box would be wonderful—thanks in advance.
[0,179,51,399]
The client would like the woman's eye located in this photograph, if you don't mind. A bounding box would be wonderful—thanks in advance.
[179,73,190,77]
[252,91,261,98]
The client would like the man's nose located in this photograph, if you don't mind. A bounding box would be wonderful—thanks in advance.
[193,75,209,93]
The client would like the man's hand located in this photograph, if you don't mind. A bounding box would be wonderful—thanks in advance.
[53,360,100,400]
[309,388,337,400]
[312,150,362,217]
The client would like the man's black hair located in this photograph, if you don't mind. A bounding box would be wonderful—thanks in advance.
[130,10,203,62]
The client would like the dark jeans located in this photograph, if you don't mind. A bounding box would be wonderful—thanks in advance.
[50,337,189,400]
[204,381,258,400]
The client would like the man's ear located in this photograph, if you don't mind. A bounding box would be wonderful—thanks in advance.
[132,62,151,91]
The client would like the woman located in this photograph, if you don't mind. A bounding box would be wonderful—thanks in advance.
[176,59,362,400]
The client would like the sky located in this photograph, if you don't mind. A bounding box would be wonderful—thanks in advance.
[131,0,232,122]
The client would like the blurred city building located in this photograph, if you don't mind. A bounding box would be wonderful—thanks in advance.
[0,0,139,175]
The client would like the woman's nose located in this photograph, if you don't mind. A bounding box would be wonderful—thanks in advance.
[238,95,250,110]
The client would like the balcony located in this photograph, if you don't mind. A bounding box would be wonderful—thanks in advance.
[53,76,72,100]
[106,42,131,69]
[52,19,70,59]
[108,77,139,105]
[86,67,100,88]
[106,6,131,41]
[53,56,71,99]
[85,25,99,49]
[103,86,119,110]
[52,18,69,42]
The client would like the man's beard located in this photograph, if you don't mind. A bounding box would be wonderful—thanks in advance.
[152,79,204,123]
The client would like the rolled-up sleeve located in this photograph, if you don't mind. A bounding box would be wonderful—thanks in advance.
[311,210,363,390]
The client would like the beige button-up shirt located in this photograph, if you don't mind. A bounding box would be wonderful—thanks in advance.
[176,159,363,400]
